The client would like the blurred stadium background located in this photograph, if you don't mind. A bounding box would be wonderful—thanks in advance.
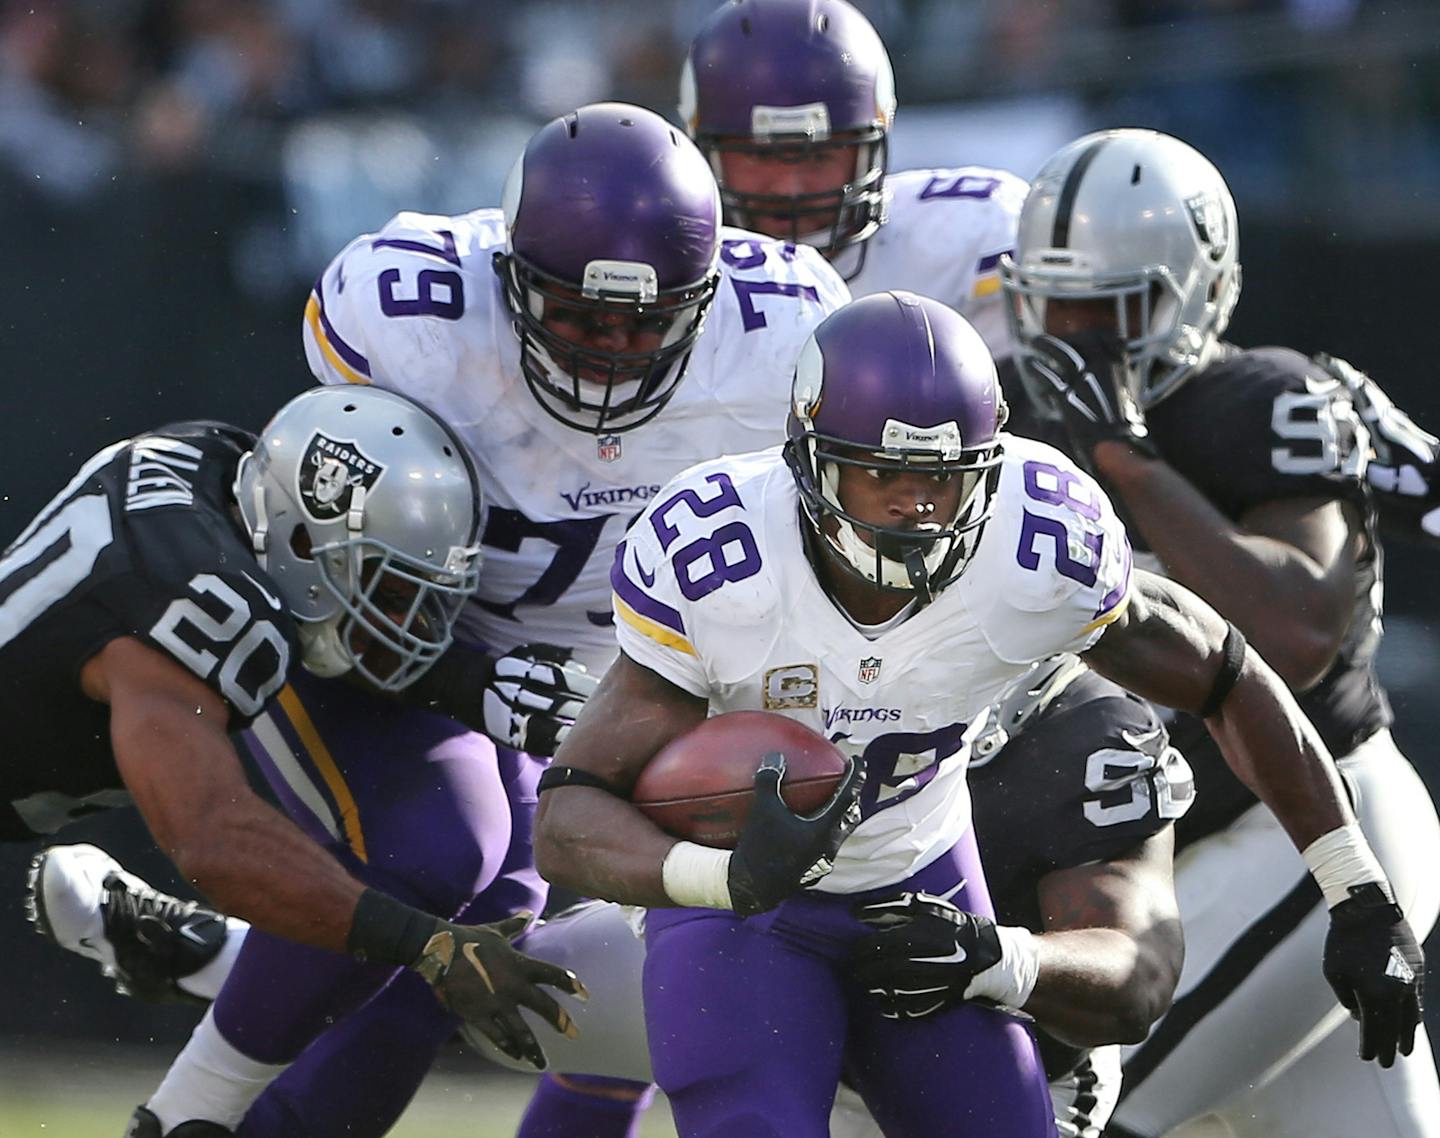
[2,0,1439,1134]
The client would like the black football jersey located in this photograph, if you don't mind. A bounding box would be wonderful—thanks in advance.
[971,669,1193,1079]
[0,422,298,839]
[1145,346,1392,848]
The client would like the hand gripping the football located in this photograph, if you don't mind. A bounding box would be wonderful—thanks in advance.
[726,751,866,917]
[850,891,1039,1019]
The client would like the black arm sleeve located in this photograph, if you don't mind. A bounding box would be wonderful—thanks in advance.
[397,641,497,731]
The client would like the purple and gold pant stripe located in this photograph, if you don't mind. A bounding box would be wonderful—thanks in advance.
[244,683,368,862]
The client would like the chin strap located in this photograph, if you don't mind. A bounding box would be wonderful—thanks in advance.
[902,546,933,606]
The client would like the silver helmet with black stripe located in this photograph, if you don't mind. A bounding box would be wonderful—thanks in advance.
[1001,129,1241,408]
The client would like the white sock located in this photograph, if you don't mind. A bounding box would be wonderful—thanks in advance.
[178,919,250,1001]
[146,1005,289,1132]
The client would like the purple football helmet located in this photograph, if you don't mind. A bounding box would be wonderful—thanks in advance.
[679,0,895,271]
[494,102,722,434]
[784,291,1007,601]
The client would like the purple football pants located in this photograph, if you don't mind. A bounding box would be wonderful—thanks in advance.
[644,832,1057,1138]
[209,671,546,1137]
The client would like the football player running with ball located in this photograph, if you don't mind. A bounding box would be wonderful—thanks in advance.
[474,652,1192,1138]
[535,290,1421,1138]
[1002,127,1440,1137]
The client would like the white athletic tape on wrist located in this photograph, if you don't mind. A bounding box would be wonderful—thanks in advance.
[964,924,1041,1009]
[1303,823,1393,910]
[661,841,734,910]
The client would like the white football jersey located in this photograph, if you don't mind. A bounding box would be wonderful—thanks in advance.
[302,209,849,670]
[612,436,1133,891]
[841,166,1028,362]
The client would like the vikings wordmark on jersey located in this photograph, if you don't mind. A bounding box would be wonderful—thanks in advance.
[612,435,1132,891]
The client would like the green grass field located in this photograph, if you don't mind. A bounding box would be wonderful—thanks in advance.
[0,1046,678,1138]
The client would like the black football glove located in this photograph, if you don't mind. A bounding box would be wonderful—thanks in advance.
[850,891,1005,1019]
[1022,331,1159,471]
[1313,353,1440,544]
[1323,883,1424,1067]
[482,644,598,757]
[411,912,589,1070]
[726,752,865,918]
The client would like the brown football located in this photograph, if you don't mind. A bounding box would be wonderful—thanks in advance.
[632,710,848,850]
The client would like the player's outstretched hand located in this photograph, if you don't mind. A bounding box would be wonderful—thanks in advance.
[727,752,864,918]
[1323,883,1424,1067]
[411,913,590,1070]
[850,891,1005,1019]
[482,644,599,757]
[1022,330,1158,468]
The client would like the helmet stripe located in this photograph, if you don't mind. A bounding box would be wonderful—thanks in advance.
[1051,135,1111,249]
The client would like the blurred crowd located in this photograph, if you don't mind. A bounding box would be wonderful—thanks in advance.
[4,0,1438,190]
[2,0,1438,298]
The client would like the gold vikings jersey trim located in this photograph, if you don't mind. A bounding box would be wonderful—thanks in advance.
[1081,588,1133,636]
[613,594,697,656]
[277,685,369,862]
[305,293,371,387]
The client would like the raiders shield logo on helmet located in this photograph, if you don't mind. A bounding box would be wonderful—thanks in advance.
[298,432,386,522]
[1185,191,1231,262]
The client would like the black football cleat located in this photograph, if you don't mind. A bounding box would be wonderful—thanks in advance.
[125,1105,234,1137]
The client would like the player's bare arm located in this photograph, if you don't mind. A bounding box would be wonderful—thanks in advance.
[96,632,584,1064]
[91,636,367,952]
[91,637,368,948]
[534,652,709,908]
[1082,568,1351,852]
[1026,828,1183,1047]
[1093,442,1359,691]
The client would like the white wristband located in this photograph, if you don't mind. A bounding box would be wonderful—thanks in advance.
[661,841,734,910]
[964,924,1041,1009]
[1302,823,1392,910]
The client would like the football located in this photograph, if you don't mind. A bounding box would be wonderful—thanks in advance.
[632,710,849,849]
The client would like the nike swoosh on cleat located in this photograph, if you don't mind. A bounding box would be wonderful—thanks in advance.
[914,946,968,965]
[179,918,208,945]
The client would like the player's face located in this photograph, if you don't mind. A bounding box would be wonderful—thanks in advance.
[347,562,442,684]
[719,142,859,239]
[1042,291,1147,341]
[540,285,678,384]
[828,453,966,551]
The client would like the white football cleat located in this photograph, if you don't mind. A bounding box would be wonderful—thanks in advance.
[27,843,229,1004]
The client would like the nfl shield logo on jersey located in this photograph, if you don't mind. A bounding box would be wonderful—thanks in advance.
[596,434,623,462]
[857,656,882,684]
[298,432,386,522]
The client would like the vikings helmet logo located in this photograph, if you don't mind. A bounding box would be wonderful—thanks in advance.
[298,432,386,522]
